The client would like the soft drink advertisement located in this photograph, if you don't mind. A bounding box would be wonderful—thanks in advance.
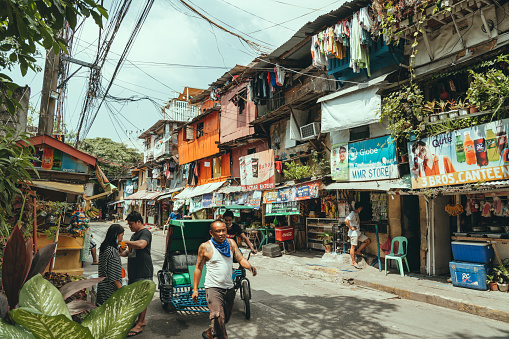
[348,135,398,181]
[239,149,275,191]
[408,119,509,189]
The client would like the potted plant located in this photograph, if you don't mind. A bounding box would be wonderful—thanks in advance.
[447,99,458,118]
[438,100,449,120]
[423,100,438,122]
[487,275,498,291]
[319,232,334,253]
[492,265,509,292]
[456,98,468,116]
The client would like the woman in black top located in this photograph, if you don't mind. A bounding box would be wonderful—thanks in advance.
[97,224,124,305]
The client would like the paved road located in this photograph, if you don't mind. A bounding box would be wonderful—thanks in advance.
[85,222,509,339]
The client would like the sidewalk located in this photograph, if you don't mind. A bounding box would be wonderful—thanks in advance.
[248,249,509,323]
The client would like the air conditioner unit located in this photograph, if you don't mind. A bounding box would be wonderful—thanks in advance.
[300,122,320,140]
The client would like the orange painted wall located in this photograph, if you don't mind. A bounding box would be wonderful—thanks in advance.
[200,99,218,114]
[196,155,231,186]
[178,111,220,165]
[221,153,230,177]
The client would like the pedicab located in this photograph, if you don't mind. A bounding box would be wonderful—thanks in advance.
[157,218,252,319]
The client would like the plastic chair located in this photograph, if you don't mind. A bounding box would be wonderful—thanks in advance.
[162,224,169,235]
[385,236,410,277]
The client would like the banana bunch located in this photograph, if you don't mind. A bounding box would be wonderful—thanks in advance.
[445,204,463,216]
[86,207,99,219]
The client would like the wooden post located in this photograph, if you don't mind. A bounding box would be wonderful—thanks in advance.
[49,215,61,272]
[33,196,37,253]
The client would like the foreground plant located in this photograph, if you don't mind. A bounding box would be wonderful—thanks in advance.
[1,275,155,338]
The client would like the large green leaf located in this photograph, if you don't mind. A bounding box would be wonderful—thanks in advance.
[18,274,71,319]
[10,308,93,339]
[0,319,34,338]
[82,280,156,339]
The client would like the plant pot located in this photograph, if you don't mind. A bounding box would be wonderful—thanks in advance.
[400,154,409,163]
[430,115,438,123]
[439,112,448,120]
[459,108,468,116]
[498,283,509,292]
[324,244,332,253]
[470,105,478,114]
[448,110,458,119]
[490,282,499,291]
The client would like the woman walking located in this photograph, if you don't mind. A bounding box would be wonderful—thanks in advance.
[97,224,124,305]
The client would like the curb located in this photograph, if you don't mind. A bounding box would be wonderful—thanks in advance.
[352,279,509,323]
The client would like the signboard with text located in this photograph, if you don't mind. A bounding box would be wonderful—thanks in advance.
[240,149,275,191]
[408,119,509,189]
[265,201,300,216]
[348,135,398,181]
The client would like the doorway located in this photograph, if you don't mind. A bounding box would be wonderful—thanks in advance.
[401,195,421,272]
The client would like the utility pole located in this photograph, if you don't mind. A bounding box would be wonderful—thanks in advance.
[38,48,60,136]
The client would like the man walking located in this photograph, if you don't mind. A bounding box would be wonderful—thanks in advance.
[121,211,153,337]
[193,220,257,339]
[345,202,371,269]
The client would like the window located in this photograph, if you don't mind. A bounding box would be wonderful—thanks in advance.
[238,89,247,114]
[350,126,370,141]
[196,122,204,138]
[247,147,256,155]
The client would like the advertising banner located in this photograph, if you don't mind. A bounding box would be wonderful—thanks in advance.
[212,193,224,207]
[246,191,262,208]
[202,194,212,208]
[240,149,275,191]
[331,143,349,180]
[263,190,278,203]
[348,135,398,181]
[295,180,320,200]
[266,201,300,216]
[408,119,509,189]
[190,196,202,213]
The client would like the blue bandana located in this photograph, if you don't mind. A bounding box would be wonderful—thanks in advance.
[210,237,231,257]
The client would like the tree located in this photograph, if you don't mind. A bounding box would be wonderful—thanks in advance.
[80,137,142,179]
[0,0,108,114]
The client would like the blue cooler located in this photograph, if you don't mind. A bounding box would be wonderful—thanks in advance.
[451,241,494,264]
[449,261,488,290]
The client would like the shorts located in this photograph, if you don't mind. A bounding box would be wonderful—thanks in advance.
[89,239,96,250]
[350,234,368,246]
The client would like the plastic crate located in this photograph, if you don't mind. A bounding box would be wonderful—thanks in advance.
[451,241,494,264]
[275,227,294,241]
[157,270,173,304]
[449,261,488,290]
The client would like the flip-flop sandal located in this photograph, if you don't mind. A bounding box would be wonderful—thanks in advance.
[128,329,142,337]
[351,264,362,269]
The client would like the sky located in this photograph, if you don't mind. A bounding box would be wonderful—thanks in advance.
[8,0,347,152]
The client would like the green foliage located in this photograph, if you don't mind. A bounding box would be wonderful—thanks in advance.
[0,126,38,240]
[491,265,509,284]
[379,84,425,154]
[467,66,509,116]
[0,0,108,115]
[2,274,155,338]
[283,161,310,180]
[319,232,333,245]
[311,151,330,176]
[79,138,142,178]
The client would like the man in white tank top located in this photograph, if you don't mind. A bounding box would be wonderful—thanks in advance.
[193,220,257,339]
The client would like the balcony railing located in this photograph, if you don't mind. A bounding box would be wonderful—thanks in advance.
[165,99,200,122]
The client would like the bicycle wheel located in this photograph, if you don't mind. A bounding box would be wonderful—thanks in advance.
[241,279,250,320]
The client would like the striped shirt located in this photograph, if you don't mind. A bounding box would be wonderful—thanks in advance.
[97,245,122,305]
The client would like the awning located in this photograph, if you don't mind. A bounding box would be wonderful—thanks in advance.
[212,205,254,210]
[324,178,411,191]
[32,181,84,195]
[174,181,227,200]
[319,74,389,133]
[216,185,241,194]
[108,200,124,206]
[124,190,161,200]
[157,186,185,201]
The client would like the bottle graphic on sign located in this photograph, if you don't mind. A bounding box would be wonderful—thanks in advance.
[455,135,466,163]
[473,131,488,167]
[486,128,499,162]
[496,125,508,155]
[464,132,476,165]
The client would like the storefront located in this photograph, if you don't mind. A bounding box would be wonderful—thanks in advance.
[408,119,509,277]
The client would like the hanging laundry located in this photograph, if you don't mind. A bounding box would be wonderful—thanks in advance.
[311,34,327,68]
[275,64,286,86]
[350,11,370,76]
